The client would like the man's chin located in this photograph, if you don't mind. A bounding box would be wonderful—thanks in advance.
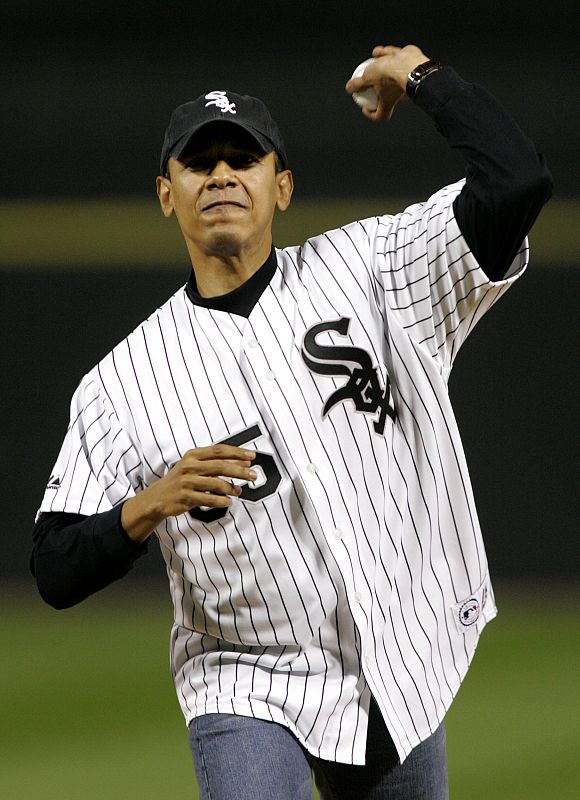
[206,232,244,259]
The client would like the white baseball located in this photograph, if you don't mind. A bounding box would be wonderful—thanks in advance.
[350,58,379,111]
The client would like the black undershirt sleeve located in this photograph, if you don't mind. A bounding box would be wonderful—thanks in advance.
[413,67,553,280]
[31,505,148,609]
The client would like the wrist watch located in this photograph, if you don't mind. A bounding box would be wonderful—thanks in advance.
[406,60,442,99]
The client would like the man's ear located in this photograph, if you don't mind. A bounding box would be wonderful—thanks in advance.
[156,174,174,218]
[276,169,294,212]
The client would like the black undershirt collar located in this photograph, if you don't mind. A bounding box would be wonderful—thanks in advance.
[185,248,277,317]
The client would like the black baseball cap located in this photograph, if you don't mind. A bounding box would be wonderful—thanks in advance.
[159,90,288,176]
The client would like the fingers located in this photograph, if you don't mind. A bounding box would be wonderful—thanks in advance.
[191,444,256,462]
[162,472,250,514]
[190,475,244,502]
[345,74,371,93]
[363,94,402,122]
[179,445,257,479]
[184,470,257,510]
[130,445,260,525]
[372,45,401,57]
[179,458,257,483]
[151,443,264,517]
[168,444,257,489]
[345,56,402,96]
[345,45,397,93]
[193,475,242,493]
[361,105,380,121]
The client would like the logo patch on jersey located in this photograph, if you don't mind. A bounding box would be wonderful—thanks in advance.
[458,599,480,627]
[204,91,237,114]
[452,577,492,634]
[46,475,61,490]
[300,318,395,436]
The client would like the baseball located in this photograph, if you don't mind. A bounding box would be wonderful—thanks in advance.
[350,58,379,111]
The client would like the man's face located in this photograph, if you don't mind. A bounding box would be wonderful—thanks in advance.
[156,122,293,263]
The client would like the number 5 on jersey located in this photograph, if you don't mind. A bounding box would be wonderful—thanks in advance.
[189,423,282,522]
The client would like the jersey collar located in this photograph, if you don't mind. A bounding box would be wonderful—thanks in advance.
[185,247,277,317]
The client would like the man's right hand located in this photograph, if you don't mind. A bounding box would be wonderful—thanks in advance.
[121,445,257,545]
[345,44,430,121]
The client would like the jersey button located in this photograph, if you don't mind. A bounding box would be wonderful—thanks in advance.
[248,338,259,348]
[353,592,363,604]
[332,528,343,539]
[265,370,276,381]
[306,462,317,474]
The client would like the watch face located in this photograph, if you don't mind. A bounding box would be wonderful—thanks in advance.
[413,62,434,79]
[406,61,441,97]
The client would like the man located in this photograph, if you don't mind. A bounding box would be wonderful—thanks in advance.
[31,44,552,799]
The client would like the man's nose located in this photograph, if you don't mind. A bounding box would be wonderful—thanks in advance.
[207,161,238,188]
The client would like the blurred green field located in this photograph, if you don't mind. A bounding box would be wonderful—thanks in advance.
[1,582,578,800]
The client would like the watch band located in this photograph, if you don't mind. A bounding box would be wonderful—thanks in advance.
[406,60,442,99]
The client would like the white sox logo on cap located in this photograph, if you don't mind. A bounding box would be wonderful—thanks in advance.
[204,91,237,114]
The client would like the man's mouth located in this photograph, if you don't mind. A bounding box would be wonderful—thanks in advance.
[201,199,246,212]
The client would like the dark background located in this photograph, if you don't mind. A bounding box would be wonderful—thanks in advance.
[2,0,577,199]
[2,1,578,585]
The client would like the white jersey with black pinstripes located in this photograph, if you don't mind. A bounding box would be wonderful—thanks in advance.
[38,179,528,764]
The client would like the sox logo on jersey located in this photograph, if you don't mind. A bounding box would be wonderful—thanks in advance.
[38,180,526,765]
[301,318,396,435]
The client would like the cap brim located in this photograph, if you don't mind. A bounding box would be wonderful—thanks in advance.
[167,119,278,170]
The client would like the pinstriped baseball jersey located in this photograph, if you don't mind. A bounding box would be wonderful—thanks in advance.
[38,179,528,764]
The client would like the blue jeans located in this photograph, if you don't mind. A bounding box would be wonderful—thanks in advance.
[188,697,448,799]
